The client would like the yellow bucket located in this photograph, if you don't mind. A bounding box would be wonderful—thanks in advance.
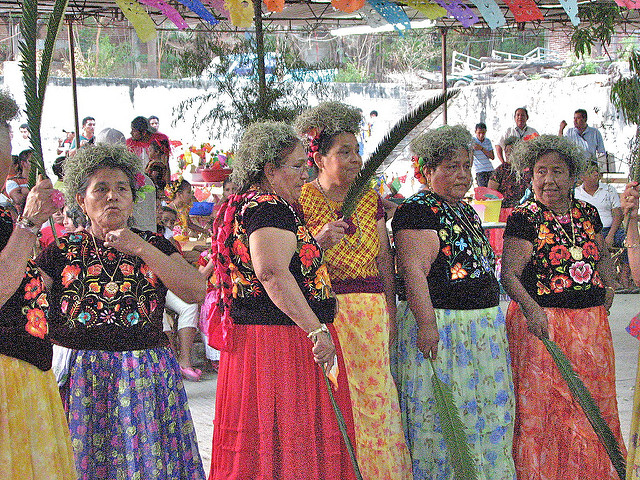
[473,199,502,222]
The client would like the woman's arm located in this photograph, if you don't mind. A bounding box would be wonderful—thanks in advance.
[0,179,58,308]
[376,217,397,328]
[500,236,549,338]
[395,228,440,359]
[249,226,335,368]
[606,206,623,247]
[594,232,616,311]
[622,182,640,285]
[103,229,206,304]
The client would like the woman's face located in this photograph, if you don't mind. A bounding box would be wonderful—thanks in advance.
[0,124,11,183]
[222,181,238,200]
[77,168,134,232]
[316,132,362,186]
[532,151,573,211]
[426,148,472,202]
[267,142,309,204]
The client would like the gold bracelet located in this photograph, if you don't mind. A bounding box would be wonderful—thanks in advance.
[307,324,330,343]
[604,286,615,291]
[624,242,640,248]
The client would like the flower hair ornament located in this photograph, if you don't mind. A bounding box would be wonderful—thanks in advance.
[412,155,428,185]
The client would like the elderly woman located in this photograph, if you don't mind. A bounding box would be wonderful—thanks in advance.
[501,135,624,479]
[209,121,355,479]
[392,125,515,479]
[36,144,206,480]
[0,94,76,478]
[295,102,411,479]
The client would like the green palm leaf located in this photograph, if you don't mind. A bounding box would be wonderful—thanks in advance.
[39,0,70,100]
[430,360,478,480]
[340,90,458,219]
[541,337,626,480]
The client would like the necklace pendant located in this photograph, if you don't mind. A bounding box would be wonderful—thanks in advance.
[105,281,119,295]
[569,246,583,261]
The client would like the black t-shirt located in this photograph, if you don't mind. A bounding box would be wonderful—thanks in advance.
[0,207,53,370]
[228,193,336,325]
[391,190,500,310]
[36,230,177,351]
[504,199,605,308]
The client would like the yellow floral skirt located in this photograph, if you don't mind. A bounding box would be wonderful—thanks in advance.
[0,354,76,480]
[334,292,412,480]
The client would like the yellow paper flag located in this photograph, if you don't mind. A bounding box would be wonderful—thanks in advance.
[406,0,447,19]
[116,0,157,42]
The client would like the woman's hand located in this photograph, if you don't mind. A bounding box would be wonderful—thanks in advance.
[103,228,146,256]
[314,220,349,249]
[523,304,549,339]
[22,177,58,226]
[311,331,336,373]
[417,324,439,360]
[622,182,640,219]
[604,286,615,313]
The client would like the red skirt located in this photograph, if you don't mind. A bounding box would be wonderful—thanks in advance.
[209,323,357,480]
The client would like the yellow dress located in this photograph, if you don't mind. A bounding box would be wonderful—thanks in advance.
[299,183,412,480]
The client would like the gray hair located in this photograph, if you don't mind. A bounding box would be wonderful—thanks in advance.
[410,125,473,170]
[509,134,587,180]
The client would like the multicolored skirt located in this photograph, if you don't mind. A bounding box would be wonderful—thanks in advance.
[506,302,625,480]
[0,354,76,480]
[335,292,412,480]
[199,291,220,361]
[210,323,358,480]
[62,347,205,480]
[626,349,640,479]
[393,302,516,480]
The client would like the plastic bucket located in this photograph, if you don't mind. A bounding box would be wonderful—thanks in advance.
[473,199,502,222]
[471,203,486,222]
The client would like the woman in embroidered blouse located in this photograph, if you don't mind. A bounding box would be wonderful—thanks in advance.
[0,93,76,479]
[500,134,624,480]
[392,125,515,480]
[294,102,412,480]
[208,121,356,480]
[36,144,207,480]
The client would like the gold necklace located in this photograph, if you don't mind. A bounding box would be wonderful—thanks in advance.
[445,199,491,258]
[90,233,123,296]
[549,207,582,261]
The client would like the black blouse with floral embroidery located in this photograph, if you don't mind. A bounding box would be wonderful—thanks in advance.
[0,207,52,371]
[228,192,336,325]
[504,199,605,308]
[36,230,176,351]
[391,190,500,310]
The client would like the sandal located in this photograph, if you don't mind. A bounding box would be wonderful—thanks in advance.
[180,366,201,382]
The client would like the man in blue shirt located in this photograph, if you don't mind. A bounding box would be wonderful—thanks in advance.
[472,122,495,187]
[559,109,605,157]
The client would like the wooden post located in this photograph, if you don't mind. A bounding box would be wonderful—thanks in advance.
[67,18,80,144]
[253,0,267,119]
[441,27,448,125]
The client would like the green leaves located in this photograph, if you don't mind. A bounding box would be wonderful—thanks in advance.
[430,360,478,480]
[571,3,620,59]
[541,338,626,480]
[19,0,69,186]
[340,90,457,219]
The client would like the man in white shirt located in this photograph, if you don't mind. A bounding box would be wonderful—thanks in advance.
[496,107,538,163]
[559,109,605,157]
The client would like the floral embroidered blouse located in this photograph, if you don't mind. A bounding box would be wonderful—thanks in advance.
[0,206,52,370]
[227,192,336,325]
[391,190,500,310]
[504,199,605,308]
[36,230,177,350]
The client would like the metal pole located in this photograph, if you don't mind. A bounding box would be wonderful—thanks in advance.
[253,0,267,119]
[67,18,80,144]
[440,27,448,125]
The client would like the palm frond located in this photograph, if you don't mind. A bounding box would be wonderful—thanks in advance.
[430,360,478,480]
[542,338,626,480]
[323,370,363,480]
[39,0,69,99]
[340,90,458,219]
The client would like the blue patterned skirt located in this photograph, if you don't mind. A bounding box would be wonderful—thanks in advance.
[61,347,205,480]
[392,302,516,480]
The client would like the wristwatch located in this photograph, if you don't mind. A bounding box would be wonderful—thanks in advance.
[16,215,40,235]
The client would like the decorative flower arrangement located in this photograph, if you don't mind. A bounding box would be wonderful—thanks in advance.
[174,141,233,173]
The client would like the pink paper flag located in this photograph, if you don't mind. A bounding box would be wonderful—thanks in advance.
[615,0,640,8]
[139,0,189,29]
[504,0,543,22]
[433,0,479,28]
[203,0,230,18]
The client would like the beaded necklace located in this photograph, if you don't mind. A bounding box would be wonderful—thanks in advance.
[90,233,123,297]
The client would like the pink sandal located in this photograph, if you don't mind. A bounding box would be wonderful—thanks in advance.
[180,366,201,382]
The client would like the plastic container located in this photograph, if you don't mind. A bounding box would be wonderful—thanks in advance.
[473,199,502,222]
[201,167,232,183]
[471,203,486,222]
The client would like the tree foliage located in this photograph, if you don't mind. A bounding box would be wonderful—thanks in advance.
[571,2,621,59]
